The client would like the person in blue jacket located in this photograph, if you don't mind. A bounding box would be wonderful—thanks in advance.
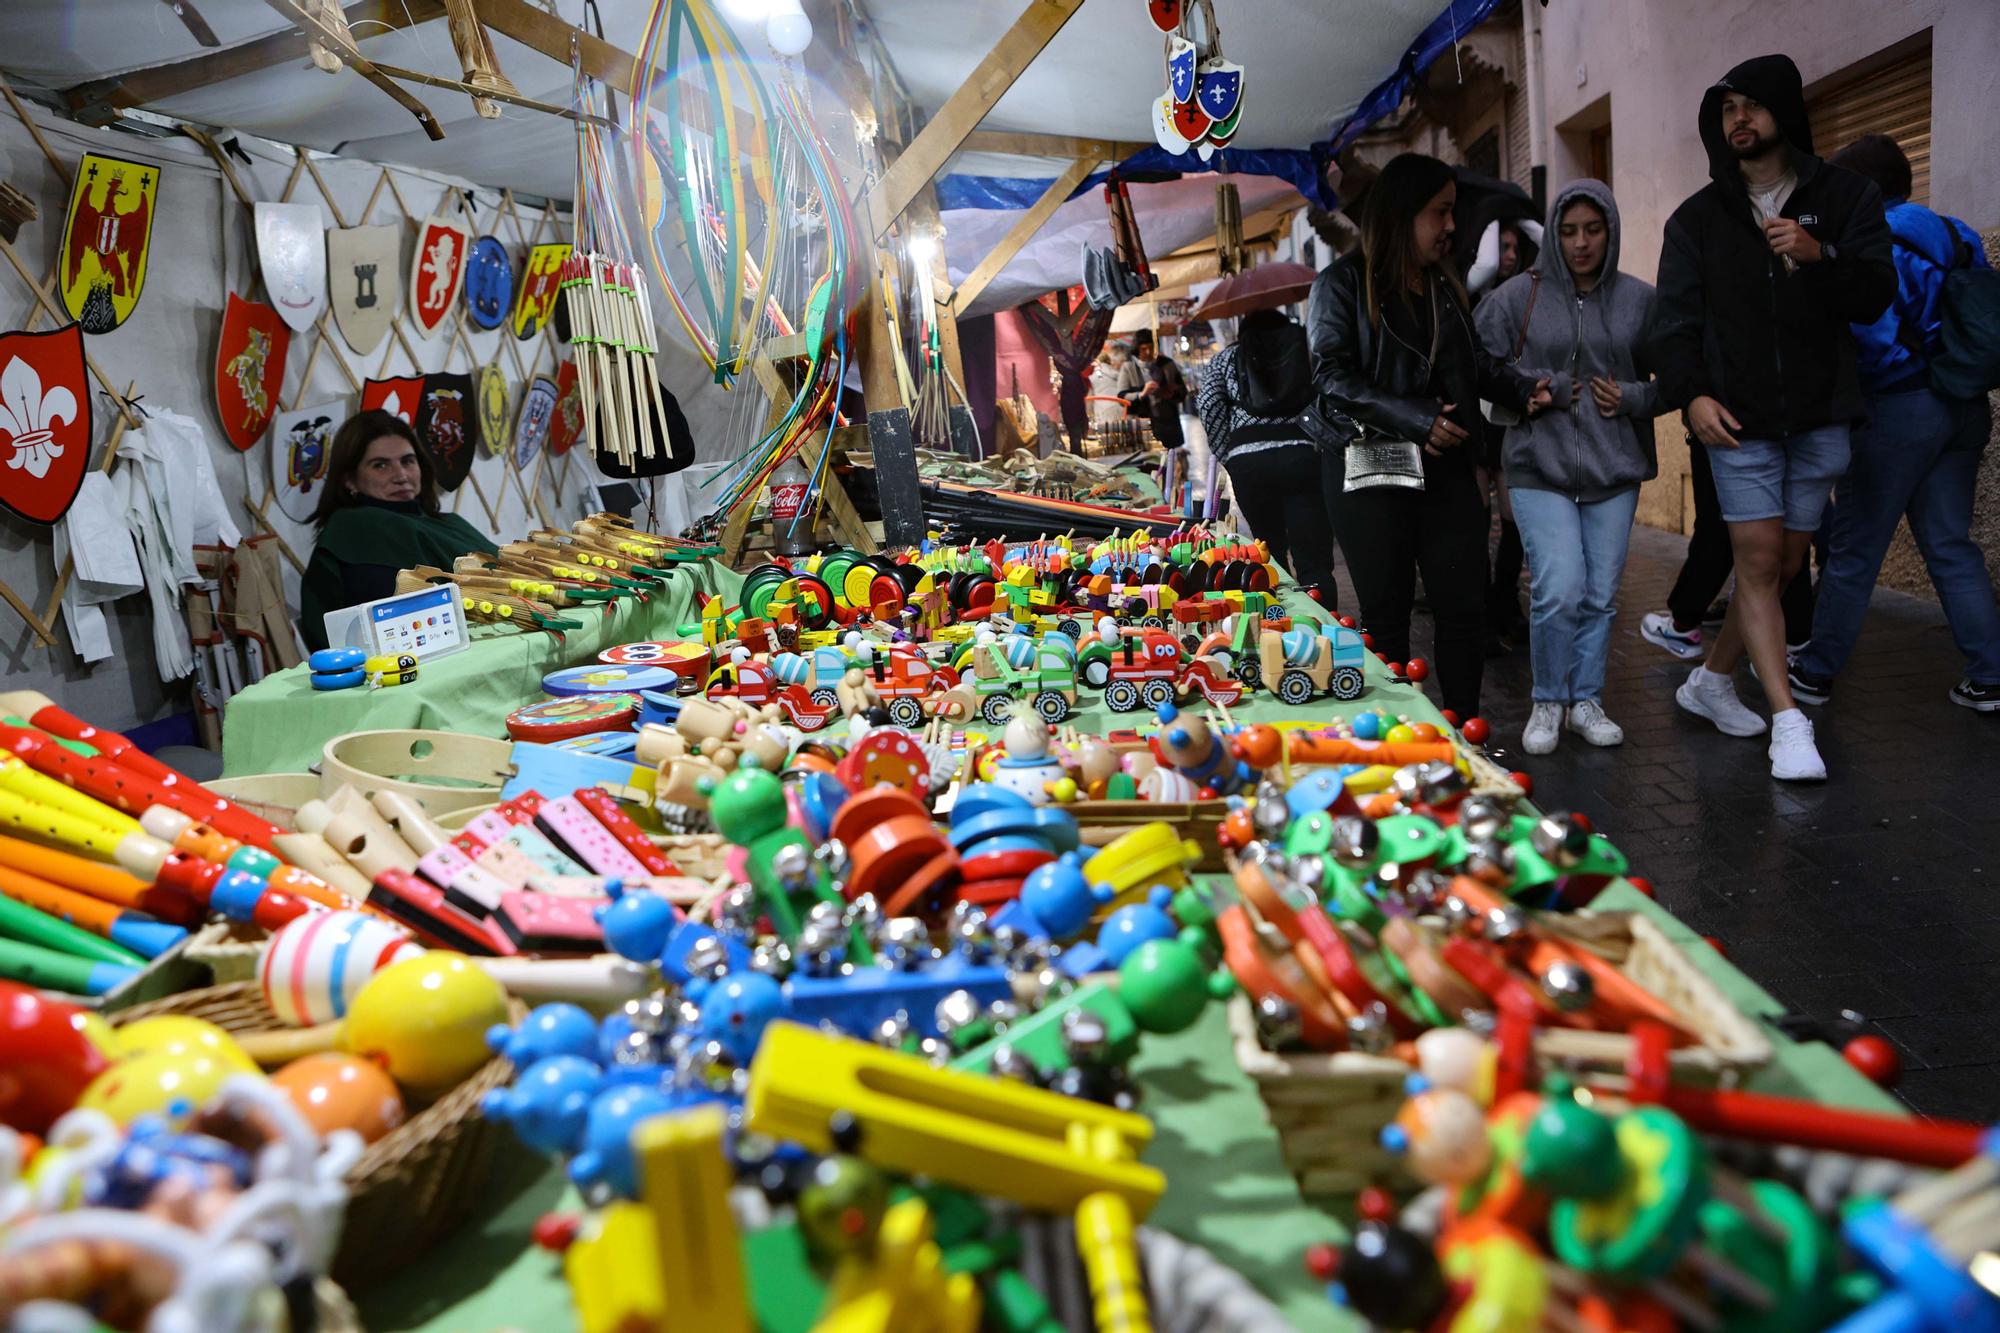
[1789,134,1999,713]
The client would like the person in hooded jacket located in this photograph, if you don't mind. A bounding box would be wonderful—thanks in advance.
[1476,180,1665,756]
[1647,54,1894,782]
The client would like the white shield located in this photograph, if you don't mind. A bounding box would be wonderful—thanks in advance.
[408,213,470,338]
[268,401,342,524]
[254,202,327,333]
[327,224,401,356]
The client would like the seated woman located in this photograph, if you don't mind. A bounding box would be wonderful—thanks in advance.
[298,410,497,652]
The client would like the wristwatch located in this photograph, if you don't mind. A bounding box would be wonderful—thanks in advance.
[1822,241,1840,262]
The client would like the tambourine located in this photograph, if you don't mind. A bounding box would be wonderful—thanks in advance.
[506,692,642,742]
[598,640,711,678]
[542,664,681,697]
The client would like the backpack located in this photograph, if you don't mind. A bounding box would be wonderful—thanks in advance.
[1897,230,2000,400]
[1237,321,1313,416]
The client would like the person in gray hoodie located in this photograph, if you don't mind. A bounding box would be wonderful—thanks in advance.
[1475,179,1664,756]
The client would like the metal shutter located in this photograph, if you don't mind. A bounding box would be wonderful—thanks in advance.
[1808,41,1932,203]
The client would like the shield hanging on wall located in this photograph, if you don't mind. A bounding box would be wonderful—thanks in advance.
[512,242,570,340]
[253,201,327,333]
[1151,93,1191,155]
[416,372,478,491]
[59,154,159,335]
[477,363,511,456]
[464,236,513,332]
[1147,0,1183,33]
[327,224,401,356]
[513,373,557,471]
[1196,60,1243,124]
[214,293,291,451]
[361,375,424,425]
[408,213,469,338]
[1167,36,1198,105]
[0,325,92,525]
[268,401,342,524]
[548,358,584,456]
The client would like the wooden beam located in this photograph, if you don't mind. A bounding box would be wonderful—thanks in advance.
[947,155,1096,315]
[906,189,965,388]
[261,0,445,139]
[866,0,1087,236]
[474,0,636,94]
[61,0,445,118]
[960,130,1146,161]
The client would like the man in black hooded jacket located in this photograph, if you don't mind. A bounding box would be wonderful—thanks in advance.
[1648,53,1893,783]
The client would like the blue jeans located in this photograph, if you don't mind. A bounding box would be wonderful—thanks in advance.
[1705,423,1851,529]
[1799,389,2000,685]
[1512,487,1640,704]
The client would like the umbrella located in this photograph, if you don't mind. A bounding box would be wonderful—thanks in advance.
[1188,262,1318,321]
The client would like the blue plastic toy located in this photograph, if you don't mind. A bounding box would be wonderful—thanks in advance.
[482,1054,603,1155]
[486,1002,601,1068]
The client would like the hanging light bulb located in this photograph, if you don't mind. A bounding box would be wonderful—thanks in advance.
[766,0,813,55]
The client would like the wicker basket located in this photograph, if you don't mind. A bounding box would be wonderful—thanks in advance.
[1231,911,1773,1201]
[113,982,531,1286]
[1073,799,1231,870]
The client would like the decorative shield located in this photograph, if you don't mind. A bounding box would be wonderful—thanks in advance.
[1196,59,1243,123]
[548,359,585,456]
[268,401,342,524]
[253,201,327,333]
[0,326,91,525]
[327,224,401,356]
[361,375,425,425]
[408,214,469,337]
[513,374,557,470]
[464,236,513,332]
[1147,0,1183,33]
[1208,93,1245,148]
[1171,97,1212,146]
[59,154,159,335]
[416,372,478,491]
[1151,92,1191,155]
[1167,36,1198,105]
[511,242,570,340]
[477,363,511,456]
[214,293,291,451]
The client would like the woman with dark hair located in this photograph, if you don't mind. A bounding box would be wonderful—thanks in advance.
[1791,134,2000,711]
[297,409,497,651]
[1307,153,1553,719]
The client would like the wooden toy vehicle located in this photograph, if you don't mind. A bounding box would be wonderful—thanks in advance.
[969,634,1078,726]
[702,659,838,732]
[1256,624,1368,704]
[1101,630,1186,712]
[1176,656,1245,707]
[859,646,961,727]
[1171,596,1230,652]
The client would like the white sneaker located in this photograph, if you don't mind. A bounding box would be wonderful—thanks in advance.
[1769,708,1827,782]
[1640,611,1704,660]
[1567,700,1625,747]
[1522,702,1563,755]
[1676,666,1768,737]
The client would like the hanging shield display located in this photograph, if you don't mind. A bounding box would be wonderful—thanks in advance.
[253,201,327,333]
[214,293,291,452]
[361,375,425,425]
[1171,97,1212,146]
[464,236,513,332]
[1166,36,1198,105]
[268,401,341,524]
[416,372,478,491]
[1147,0,1183,33]
[512,242,570,340]
[1196,59,1243,124]
[513,374,557,471]
[1151,93,1191,155]
[59,154,159,335]
[327,224,400,356]
[477,363,511,456]
[0,325,92,525]
[549,359,584,456]
[1208,93,1245,148]
[408,214,469,337]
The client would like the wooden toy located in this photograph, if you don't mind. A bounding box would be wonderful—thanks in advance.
[0,980,112,1133]
[258,909,426,1028]
[1252,625,1368,703]
[270,1051,406,1143]
[336,951,509,1097]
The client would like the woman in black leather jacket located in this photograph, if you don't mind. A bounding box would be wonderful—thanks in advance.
[1307,153,1552,720]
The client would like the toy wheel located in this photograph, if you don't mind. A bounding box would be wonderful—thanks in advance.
[1140,614,1165,630]
[1263,605,1286,622]
[1330,666,1365,701]
[1056,617,1082,638]
[1278,670,1314,705]
[888,697,924,728]
[1142,680,1173,708]
[1081,657,1111,689]
[1181,633,1201,654]
[1105,679,1140,712]
[980,692,1014,726]
[1235,658,1262,689]
[810,687,839,709]
[1034,690,1071,724]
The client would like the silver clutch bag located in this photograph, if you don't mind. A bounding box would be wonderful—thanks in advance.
[1343,436,1426,492]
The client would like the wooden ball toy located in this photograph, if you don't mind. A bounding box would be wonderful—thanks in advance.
[1842,1035,1901,1088]
[0,981,111,1134]
[75,1049,245,1125]
[1383,1085,1492,1188]
[342,952,509,1098]
[272,1052,407,1143]
[259,909,422,1028]
[115,1015,259,1075]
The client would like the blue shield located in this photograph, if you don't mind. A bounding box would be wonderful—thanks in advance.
[464,235,514,331]
[1167,37,1197,105]
[1197,61,1243,123]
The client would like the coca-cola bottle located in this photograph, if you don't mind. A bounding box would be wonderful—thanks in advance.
[767,454,813,556]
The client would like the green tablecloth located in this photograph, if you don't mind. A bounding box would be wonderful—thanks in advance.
[221,564,743,778]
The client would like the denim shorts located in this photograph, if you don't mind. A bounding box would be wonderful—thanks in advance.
[1705,424,1851,529]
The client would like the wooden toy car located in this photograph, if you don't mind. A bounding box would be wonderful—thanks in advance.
[1256,625,1368,704]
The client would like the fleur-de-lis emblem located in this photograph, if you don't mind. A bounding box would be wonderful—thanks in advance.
[0,355,78,480]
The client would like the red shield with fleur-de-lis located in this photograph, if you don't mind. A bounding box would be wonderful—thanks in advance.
[0,325,92,525]
[362,375,425,426]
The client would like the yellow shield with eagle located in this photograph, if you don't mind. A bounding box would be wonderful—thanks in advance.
[60,153,160,334]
